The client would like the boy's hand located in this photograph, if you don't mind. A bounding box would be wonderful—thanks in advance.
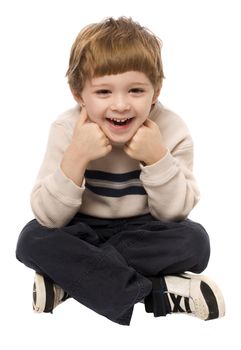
[124,119,167,165]
[71,108,112,164]
[61,108,112,186]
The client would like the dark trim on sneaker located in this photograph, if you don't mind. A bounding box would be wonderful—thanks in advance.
[200,281,219,320]
[43,277,55,313]
[184,297,192,313]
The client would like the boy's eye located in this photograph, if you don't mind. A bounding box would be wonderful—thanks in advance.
[95,89,111,95]
[129,88,145,94]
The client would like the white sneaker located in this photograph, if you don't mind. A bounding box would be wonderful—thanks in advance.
[33,273,69,313]
[164,273,225,320]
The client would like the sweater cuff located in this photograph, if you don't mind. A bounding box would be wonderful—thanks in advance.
[140,150,180,186]
[48,166,85,205]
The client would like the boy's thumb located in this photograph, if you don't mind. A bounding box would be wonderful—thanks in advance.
[144,118,155,128]
[78,106,90,125]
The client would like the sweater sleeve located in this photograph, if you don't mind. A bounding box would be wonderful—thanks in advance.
[30,122,85,228]
[139,136,200,221]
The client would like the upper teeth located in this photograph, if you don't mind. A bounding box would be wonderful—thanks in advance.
[109,118,131,122]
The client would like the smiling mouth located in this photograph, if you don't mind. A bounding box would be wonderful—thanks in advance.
[106,117,134,126]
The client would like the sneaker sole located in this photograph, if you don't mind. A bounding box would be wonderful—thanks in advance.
[33,273,46,313]
[33,273,54,313]
[182,273,225,320]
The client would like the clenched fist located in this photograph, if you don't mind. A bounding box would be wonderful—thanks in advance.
[124,119,167,165]
[71,108,112,163]
[61,108,112,186]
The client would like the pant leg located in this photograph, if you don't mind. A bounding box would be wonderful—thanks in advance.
[108,215,211,276]
[15,218,152,325]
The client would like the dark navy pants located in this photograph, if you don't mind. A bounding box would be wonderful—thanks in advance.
[16,213,210,325]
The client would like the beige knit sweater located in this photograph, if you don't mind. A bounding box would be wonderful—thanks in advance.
[30,102,200,228]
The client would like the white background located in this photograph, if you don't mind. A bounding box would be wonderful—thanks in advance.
[1,0,240,348]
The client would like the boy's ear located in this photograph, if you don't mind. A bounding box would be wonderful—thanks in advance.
[70,87,84,106]
[152,87,161,104]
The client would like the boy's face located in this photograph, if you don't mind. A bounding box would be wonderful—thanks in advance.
[76,71,160,145]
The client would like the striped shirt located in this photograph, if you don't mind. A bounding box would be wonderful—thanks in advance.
[31,102,200,228]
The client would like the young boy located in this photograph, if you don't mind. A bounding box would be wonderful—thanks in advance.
[16,17,225,326]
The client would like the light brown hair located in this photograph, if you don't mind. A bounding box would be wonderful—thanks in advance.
[66,17,164,95]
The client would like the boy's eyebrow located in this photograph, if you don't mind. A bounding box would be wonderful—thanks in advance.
[129,82,150,86]
[90,82,150,88]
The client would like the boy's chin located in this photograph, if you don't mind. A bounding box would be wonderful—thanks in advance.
[110,140,127,148]
[107,134,133,147]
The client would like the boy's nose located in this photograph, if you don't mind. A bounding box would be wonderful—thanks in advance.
[110,95,130,112]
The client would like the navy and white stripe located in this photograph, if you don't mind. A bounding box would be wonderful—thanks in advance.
[85,170,146,197]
